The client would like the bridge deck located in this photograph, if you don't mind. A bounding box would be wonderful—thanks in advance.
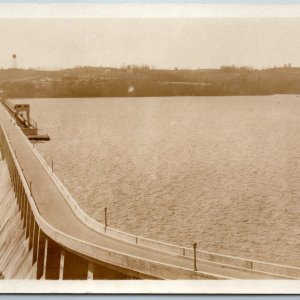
[0,104,294,279]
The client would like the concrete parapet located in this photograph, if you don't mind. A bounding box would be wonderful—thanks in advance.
[251,260,300,278]
[137,237,184,256]
[106,227,137,244]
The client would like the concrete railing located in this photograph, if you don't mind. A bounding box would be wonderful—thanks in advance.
[1,102,300,279]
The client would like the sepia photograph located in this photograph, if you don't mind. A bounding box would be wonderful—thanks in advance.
[1,3,300,294]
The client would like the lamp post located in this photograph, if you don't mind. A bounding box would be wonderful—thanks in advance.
[193,242,197,271]
[104,207,107,232]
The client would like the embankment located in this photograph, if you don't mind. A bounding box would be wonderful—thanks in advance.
[0,154,36,279]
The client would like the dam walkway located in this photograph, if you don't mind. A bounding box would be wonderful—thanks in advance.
[1,101,300,280]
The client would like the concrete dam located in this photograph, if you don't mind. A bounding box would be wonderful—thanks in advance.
[1,99,300,280]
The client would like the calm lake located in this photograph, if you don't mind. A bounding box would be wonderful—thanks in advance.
[12,95,300,267]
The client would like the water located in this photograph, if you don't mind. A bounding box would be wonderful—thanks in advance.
[12,95,300,267]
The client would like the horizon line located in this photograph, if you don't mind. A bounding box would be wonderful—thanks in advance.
[0,64,298,72]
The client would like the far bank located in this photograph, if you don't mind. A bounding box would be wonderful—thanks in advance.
[1,66,300,98]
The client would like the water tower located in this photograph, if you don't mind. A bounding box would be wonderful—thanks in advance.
[12,54,17,69]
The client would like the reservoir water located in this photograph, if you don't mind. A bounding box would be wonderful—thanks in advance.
[12,95,300,267]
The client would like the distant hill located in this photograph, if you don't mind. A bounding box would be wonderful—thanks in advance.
[1,65,300,98]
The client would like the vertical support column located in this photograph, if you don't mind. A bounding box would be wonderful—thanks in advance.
[59,250,65,280]
[0,142,3,160]
[16,174,20,206]
[45,238,61,280]
[13,169,17,194]
[36,230,46,279]
[9,157,13,185]
[1,142,4,160]
[43,239,48,279]
[2,143,4,161]
[28,211,34,250]
[32,220,39,265]
[26,206,31,238]
[18,186,23,212]
[23,200,28,229]
[16,172,20,197]
[87,262,94,280]
[62,250,88,280]
[18,176,22,206]
[11,162,16,189]
[20,190,26,219]
[0,138,3,160]
[10,164,13,184]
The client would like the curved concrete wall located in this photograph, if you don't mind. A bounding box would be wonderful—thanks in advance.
[0,156,36,279]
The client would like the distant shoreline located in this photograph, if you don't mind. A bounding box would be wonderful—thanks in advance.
[1,65,300,98]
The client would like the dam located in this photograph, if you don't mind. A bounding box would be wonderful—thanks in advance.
[1,98,300,280]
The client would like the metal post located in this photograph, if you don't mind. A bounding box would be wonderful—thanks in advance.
[193,242,197,271]
[51,160,53,172]
[30,181,32,196]
[104,207,107,232]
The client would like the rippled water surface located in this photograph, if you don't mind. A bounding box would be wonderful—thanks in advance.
[13,96,300,267]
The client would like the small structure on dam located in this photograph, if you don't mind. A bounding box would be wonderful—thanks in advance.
[0,95,50,141]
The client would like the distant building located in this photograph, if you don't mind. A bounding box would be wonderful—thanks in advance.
[61,75,79,81]
[31,77,53,88]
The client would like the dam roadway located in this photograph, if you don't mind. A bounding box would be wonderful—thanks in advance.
[0,102,299,280]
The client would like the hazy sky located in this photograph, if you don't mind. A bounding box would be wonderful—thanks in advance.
[1,18,300,69]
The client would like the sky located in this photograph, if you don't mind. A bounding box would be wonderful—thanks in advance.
[0,18,300,70]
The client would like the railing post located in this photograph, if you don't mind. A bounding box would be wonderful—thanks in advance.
[193,242,197,271]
